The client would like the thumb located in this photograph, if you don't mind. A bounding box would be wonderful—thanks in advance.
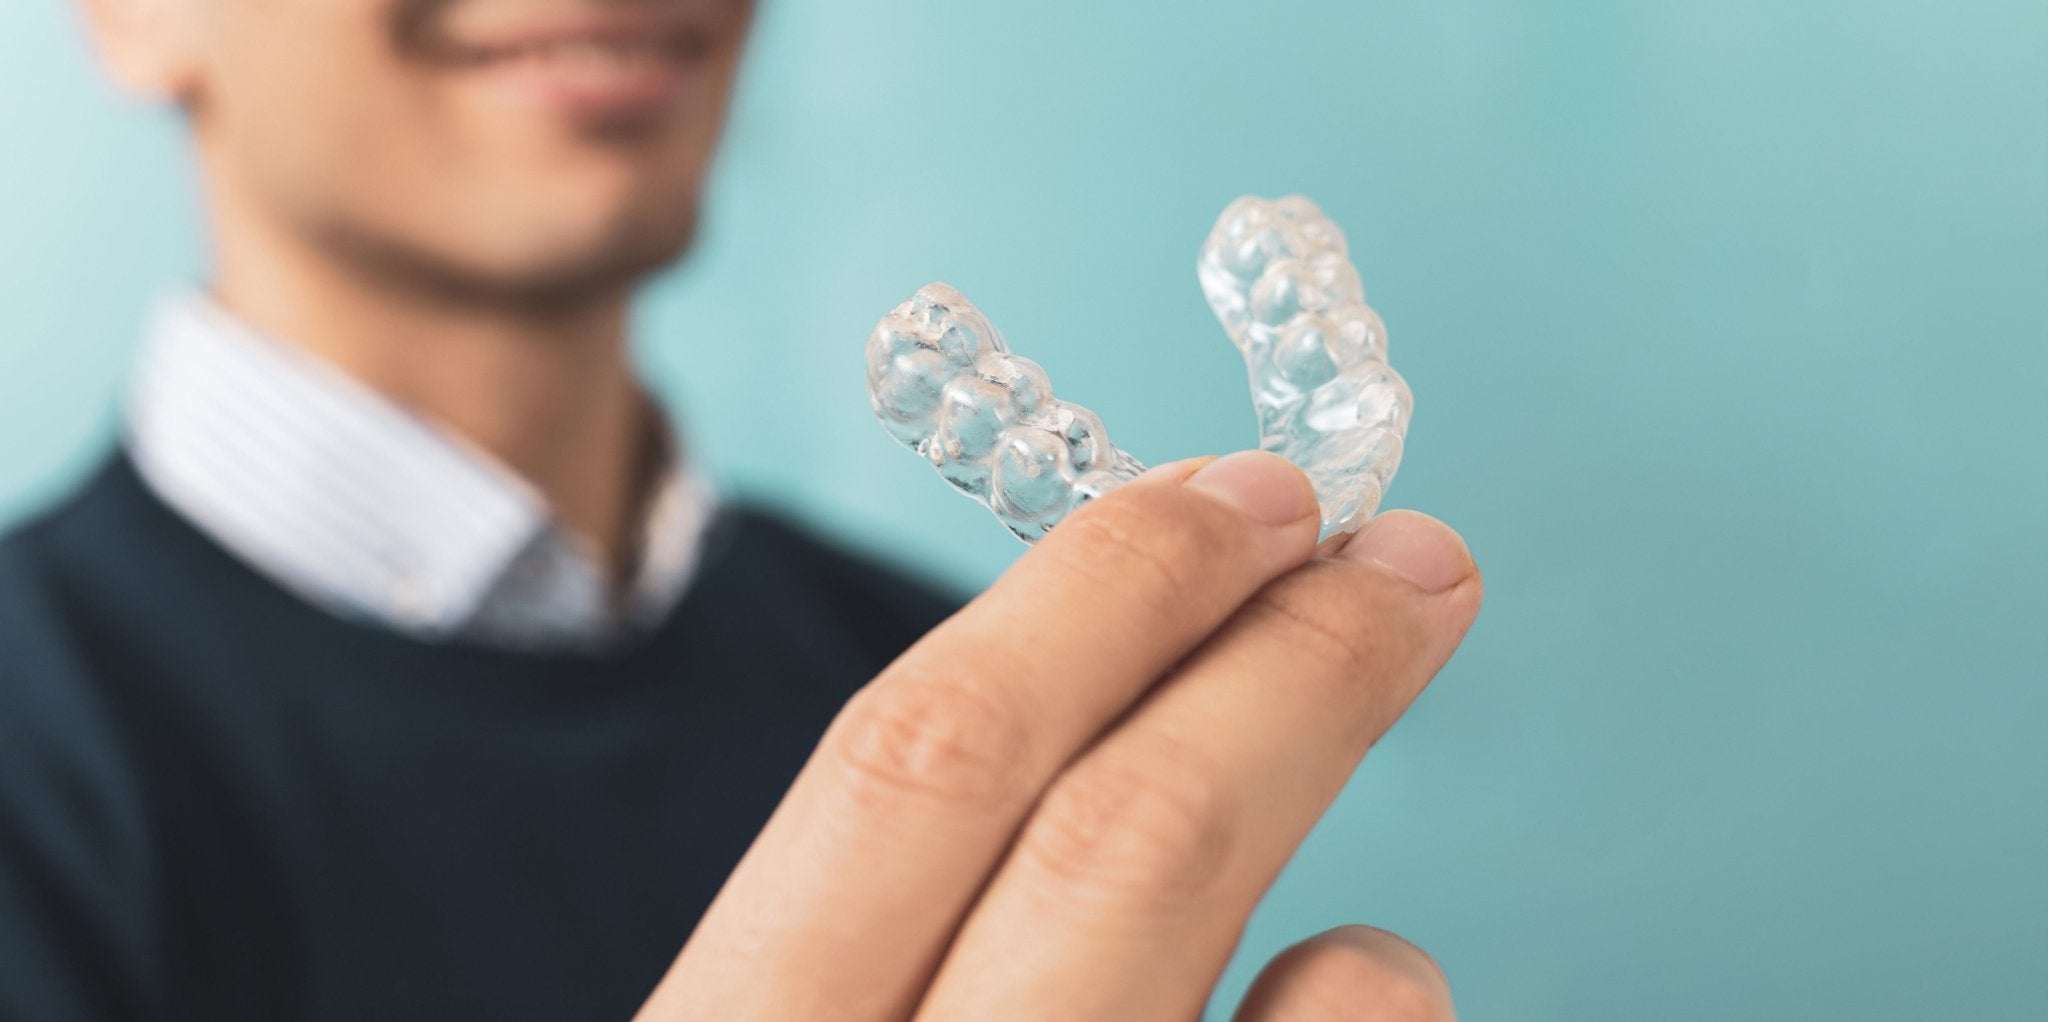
[1233,925,1456,1022]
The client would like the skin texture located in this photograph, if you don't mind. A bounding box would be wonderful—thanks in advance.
[79,2,1484,1017]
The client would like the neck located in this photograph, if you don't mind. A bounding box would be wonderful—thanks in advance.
[206,200,656,584]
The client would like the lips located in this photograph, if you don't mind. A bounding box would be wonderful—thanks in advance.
[433,11,719,120]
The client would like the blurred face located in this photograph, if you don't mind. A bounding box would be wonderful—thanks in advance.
[148,0,753,304]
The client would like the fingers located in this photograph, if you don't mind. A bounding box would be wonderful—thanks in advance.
[639,452,1324,1021]
[1233,926,1455,1022]
[912,511,1481,1021]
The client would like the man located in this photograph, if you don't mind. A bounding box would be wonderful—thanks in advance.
[0,0,1484,1018]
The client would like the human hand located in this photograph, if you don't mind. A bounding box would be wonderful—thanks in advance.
[637,450,1483,1020]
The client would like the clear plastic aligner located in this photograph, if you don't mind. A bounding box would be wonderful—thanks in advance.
[865,284,1148,542]
[867,195,1410,544]
[1197,195,1412,538]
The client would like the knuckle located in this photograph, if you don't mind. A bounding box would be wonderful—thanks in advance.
[1246,563,1426,681]
[1054,492,1212,604]
[1050,478,1275,601]
[826,674,1033,814]
[1017,737,1237,913]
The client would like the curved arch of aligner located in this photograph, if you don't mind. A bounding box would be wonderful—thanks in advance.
[866,195,1411,544]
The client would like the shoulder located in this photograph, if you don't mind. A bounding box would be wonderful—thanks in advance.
[0,448,161,809]
[0,450,184,679]
[0,454,125,672]
[0,451,162,1017]
[0,447,183,831]
[0,448,165,601]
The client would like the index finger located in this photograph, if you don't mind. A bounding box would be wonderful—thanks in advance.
[638,451,1322,1020]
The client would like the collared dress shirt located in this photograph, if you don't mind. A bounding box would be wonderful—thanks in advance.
[123,289,716,650]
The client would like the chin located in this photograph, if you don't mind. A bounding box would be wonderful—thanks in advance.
[519,217,695,302]
[316,197,699,314]
[494,168,704,285]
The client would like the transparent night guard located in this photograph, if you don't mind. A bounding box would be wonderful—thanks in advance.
[866,195,1411,544]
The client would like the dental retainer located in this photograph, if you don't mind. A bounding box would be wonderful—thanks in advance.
[866,195,1411,544]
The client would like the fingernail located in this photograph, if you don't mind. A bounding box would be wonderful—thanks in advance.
[1184,450,1317,528]
[1339,510,1473,594]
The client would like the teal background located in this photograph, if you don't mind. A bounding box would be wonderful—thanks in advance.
[5,1,2046,1017]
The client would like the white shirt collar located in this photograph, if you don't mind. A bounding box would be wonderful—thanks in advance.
[123,288,716,649]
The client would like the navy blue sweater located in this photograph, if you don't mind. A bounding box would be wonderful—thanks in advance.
[0,449,960,1020]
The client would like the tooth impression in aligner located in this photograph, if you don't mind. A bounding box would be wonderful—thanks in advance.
[866,194,1410,544]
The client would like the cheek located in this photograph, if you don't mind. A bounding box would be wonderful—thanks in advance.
[198,2,442,207]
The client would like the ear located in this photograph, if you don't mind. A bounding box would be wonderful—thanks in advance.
[76,0,203,102]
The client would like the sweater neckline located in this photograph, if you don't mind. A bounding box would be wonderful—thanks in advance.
[72,447,762,675]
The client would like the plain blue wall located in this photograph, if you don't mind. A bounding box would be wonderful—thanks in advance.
[4,1,2045,1017]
